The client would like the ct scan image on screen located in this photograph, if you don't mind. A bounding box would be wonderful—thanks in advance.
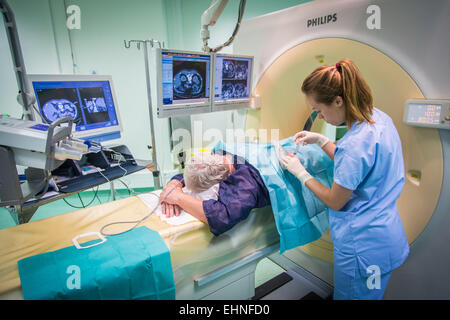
[161,51,211,106]
[215,56,252,101]
[35,88,83,126]
[32,80,119,135]
[173,60,206,100]
[79,86,110,125]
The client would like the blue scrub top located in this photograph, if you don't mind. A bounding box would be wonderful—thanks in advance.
[330,108,409,275]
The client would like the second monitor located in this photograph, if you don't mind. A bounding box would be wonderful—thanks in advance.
[212,54,253,112]
[156,50,254,118]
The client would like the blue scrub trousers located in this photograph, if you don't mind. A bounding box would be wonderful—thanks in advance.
[333,264,392,300]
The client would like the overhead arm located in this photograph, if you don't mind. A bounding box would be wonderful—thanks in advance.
[201,0,229,51]
[201,0,246,53]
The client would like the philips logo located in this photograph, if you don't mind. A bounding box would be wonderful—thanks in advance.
[307,13,337,28]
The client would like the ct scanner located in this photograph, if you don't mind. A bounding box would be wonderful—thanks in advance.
[233,0,450,299]
[1,0,449,301]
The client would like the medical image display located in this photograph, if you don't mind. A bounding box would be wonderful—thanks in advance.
[221,80,248,100]
[172,61,207,100]
[222,59,248,80]
[216,57,251,101]
[33,81,119,134]
[161,51,211,106]
[36,88,83,125]
[78,87,110,125]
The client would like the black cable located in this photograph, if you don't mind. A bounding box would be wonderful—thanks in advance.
[95,190,102,204]
[62,186,99,209]
[33,170,51,201]
[117,179,133,196]
[77,192,85,207]
[100,179,184,237]
[211,0,247,52]
[32,104,49,124]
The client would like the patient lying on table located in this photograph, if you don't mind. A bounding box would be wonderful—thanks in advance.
[159,150,270,236]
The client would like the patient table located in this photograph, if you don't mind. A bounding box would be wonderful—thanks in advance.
[0,193,279,300]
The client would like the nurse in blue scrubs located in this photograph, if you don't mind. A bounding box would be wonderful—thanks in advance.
[280,59,410,300]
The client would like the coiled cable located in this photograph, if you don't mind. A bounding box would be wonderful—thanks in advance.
[99,179,183,236]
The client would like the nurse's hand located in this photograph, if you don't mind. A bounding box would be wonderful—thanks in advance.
[280,155,313,185]
[294,131,330,148]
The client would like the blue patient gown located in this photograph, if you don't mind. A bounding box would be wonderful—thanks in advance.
[331,108,409,300]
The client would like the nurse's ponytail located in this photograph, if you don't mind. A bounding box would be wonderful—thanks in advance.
[301,59,374,129]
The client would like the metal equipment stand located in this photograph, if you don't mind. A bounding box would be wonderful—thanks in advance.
[123,39,164,190]
[0,0,35,121]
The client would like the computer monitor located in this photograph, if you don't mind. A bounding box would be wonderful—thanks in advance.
[156,49,212,118]
[27,74,123,143]
[212,54,254,112]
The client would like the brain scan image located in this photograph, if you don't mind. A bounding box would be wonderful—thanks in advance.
[42,99,79,123]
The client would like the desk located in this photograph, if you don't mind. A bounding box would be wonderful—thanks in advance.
[8,159,153,224]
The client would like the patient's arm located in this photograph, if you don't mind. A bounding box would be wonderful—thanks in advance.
[177,193,208,224]
[162,188,208,224]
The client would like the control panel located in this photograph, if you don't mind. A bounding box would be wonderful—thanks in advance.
[404,99,450,129]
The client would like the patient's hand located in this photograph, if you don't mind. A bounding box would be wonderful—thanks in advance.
[160,179,183,200]
[162,187,183,206]
[160,180,183,218]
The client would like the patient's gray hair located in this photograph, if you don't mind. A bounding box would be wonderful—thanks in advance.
[184,153,231,192]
